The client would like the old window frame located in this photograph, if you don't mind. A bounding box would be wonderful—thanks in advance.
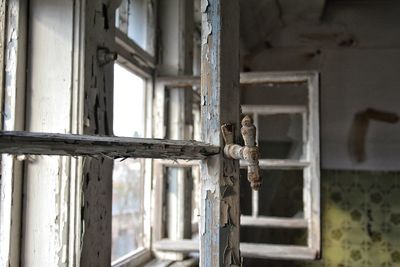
[110,61,152,266]
[151,71,321,261]
[111,1,156,265]
[151,78,201,259]
[0,1,243,266]
[239,71,321,260]
[0,1,27,266]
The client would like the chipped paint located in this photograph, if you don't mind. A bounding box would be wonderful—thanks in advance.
[80,0,116,265]
[200,0,241,266]
[0,1,26,266]
[201,0,212,46]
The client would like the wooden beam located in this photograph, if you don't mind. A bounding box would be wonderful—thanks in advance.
[305,73,321,256]
[200,0,241,266]
[0,131,219,160]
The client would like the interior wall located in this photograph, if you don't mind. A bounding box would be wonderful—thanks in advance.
[241,0,400,171]
[238,1,400,266]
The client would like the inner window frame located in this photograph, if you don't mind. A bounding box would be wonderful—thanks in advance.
[111,3,156,265]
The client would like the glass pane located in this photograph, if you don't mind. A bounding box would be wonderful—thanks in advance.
[241,226,307,246]
[116,0,151,54]
[258,170,304,218]
[258,114,304,159]
[112,63,146,261]
[240,168,254,216]
[112,159,144,260]
[113,64,145,137]
[241,84,308,106]
[192,166,201,235]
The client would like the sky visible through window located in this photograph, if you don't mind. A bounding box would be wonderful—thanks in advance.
[112,63,146,261]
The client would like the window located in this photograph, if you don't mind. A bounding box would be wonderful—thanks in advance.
[0,1,320,266]
[116,0,155,56]
[111,0,156,263]
[111,64,147,261]
[240,71,321,259]
[152,71,321,261]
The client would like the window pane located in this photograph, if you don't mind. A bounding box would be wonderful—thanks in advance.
[241,226,307,246]
[241,84,308,106]
[116,0,152,55]
[258,114,304,159]
[113,63,145,137]
[112,63,146,261]
[257,170,304,218]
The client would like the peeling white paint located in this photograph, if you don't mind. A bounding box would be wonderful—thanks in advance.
[201,0,211,46]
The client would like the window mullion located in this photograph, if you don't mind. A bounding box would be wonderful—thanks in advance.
[0,1,27,266]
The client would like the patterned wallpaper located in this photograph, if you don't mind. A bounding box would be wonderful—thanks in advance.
[306,170,400,267]
[242,170,400,267]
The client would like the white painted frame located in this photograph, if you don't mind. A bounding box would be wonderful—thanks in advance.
[152,71,321,261]
[240,71,320,259]
[0,1,27,265]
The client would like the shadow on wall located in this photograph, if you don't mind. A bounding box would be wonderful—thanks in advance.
[348,108,399,163]
[242,170,400,267]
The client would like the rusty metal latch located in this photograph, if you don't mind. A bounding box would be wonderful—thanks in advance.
[221,115,262,190]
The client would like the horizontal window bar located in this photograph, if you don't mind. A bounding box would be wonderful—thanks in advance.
[157,159,200,167]
[154,239,319,260]
[240,71,316,85]
[0,131,219,160]
[156,71,318,88]
[115,29,155,68]
[157,159,310,170]
[241,105,307,115]
[241,243,318,260]
[240,159,310,170]
[241,216,308,228]
[156,76,201,88]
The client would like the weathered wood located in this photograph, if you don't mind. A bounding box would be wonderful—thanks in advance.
[156,70,317,87]
[240,216,308,229]
[241,243,318,260]
[156,76,201,88]
[240,71,311,85]
[240,159,310,170]
[115,28,156,68]
[0,1,27,265]
[0,131,219,160]
[241,105,307,115]
[158,159,200,167]
[80,0,115,264]
[154,240,318,260]
[305,73,321,256]
[200,0,241,266]
[154,239,199,254]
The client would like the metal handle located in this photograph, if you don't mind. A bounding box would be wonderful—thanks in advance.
[221,115,262,190]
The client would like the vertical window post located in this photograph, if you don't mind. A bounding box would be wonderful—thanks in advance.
[200,0,241,266]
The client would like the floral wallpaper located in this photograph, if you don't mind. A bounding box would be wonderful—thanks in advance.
[242,170,400,267]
